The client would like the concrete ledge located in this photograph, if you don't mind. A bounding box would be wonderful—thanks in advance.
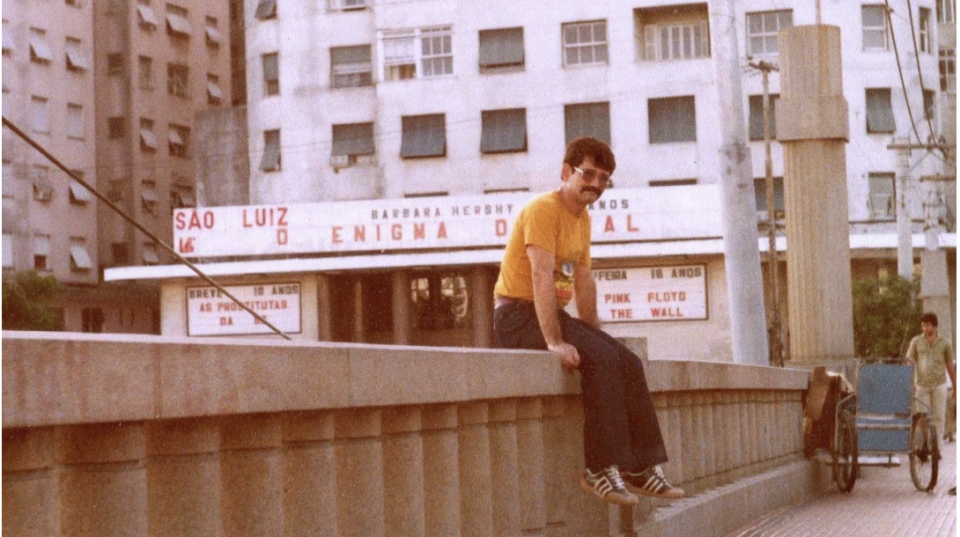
[2,332,809,429]
[637,458,833,537]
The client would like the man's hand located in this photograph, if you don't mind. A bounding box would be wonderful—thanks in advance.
[548,341,581,370]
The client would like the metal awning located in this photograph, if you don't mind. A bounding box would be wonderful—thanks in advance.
[137,5,159,26]
[166,13,193,36]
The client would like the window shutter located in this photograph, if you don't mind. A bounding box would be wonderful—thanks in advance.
[478,28,524,68]
[331,123,375,157]
[401,115,446,158]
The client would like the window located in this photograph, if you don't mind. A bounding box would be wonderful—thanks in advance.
[562,20,608,67]
[67,104,84,138]
[207,74,223,105]
[650,178,698,187]
[330,0,368,11]
[646,21,709,61]
[748,94,780,140]
[753,177,785,220]
[69,179,91,204]
[862,5,889,51]
[649,96,697,143]
[478,27,524,73]
[108,116,126,139]
[400,114,446,158]
[169,124,190,157]
[940,48,956,93]
[421,27,453,77]
[205,17,221,47]
[137,4,160,28]
[65,37,89,71]
[108,179,125,202]
[263,53,279,95]
[381,27,453,81]
[140,118,157,152]
[564,102,610,144]
[331,122,375,165]
[2,233,13,269]
[107,53,124,75]
[111,242,129,264]
[31,96,48,132]
[167,63,189,97]
[924,89,936,121]
[919,8,931,54]
[32,166,53,201]
[143,242,159,265]
[868,172,896,219]
[138,56,153,88]
[81,307,105,333]
[255,0,277,20]
[33,235,50,270]
[481,108,527,153]
[865,88,895,133]
[746,10,792,56]
[29,28,52,63]
[141,181,158,213]
[2,20,14,55]
[170,186,195,208]
[331,45,372,88]
[260,129,281,171]
[166,4,192,37]
[939,0,956,22]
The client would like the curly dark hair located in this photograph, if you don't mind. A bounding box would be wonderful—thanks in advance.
[920,312,939,326]
[563,136,616,174]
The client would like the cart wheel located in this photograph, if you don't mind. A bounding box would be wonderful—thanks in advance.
[832,409,858,493]
[910,414,940,492]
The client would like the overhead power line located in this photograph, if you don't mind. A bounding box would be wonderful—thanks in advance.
[2,116,292,341]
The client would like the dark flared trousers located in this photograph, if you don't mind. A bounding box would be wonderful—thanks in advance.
[493,301,668,472]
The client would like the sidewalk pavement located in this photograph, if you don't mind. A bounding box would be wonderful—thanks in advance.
[726,440,957,537]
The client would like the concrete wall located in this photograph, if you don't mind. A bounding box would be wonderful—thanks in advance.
[2,332,821,537]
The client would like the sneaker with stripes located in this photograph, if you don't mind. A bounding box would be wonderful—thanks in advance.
[579,466,639,506]
[620,465,685,499]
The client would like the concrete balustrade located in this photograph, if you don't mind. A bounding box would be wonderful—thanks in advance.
[2,332,826,537]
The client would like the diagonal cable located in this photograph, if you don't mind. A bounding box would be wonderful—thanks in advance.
[2,116,292,340]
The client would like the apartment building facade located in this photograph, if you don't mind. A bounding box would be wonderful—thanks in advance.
[108,0,956,362]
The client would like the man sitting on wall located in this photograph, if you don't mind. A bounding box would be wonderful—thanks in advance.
[492,136,684,506]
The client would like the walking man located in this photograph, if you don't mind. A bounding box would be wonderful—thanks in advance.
[492,136,684,506]
[905,312,956,437]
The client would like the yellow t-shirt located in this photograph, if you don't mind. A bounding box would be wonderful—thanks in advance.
[494,190,592,308]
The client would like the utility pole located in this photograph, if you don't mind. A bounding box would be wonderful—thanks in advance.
[710,0,770,366]
[750,60,784,366]
[892,137,914,279]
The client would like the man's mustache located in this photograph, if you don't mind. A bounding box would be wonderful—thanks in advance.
[581,186,603,196]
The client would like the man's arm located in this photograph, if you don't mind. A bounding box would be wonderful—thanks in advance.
[574,261,599,328]
[946,343,956,401]
[527,244,580,370]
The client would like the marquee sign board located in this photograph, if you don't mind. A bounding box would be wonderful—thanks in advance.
[186,282,302,336]
[593,265,708,323]
[172,186,721,258]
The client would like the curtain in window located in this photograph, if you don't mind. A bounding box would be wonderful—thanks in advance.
[564,102,610,144]
[401,114,446,158]
[648,96,696,143]
[260,130,281,171]
[478,28,524,68]
[481,109,527,153]
[865,88,896,133]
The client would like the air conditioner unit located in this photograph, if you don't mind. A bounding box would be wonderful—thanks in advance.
[330,154,351,168]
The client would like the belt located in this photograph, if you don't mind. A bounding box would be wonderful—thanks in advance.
[495,296,532,309]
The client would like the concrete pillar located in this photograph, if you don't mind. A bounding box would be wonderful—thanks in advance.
[353,279,365,343]
[703,392,717,487]
[382,407,425,537]
[516,398,546,533]
[3,427,58,537]
[921,249,954,346]
[392,270,411,345]
[147,419,221,537]
[458,402,493,537]
[541,396,568,528]
[220,415,283,537]
[334,409,385,537]
[282,411,337,537]
[489,400,521,537]
[56,423,148,537]
[778,25,855,362]
[317,274,334,341]
[658,393,683,488]
[679,393,696,486]
[422,405,461,537]
[472,266,493,348]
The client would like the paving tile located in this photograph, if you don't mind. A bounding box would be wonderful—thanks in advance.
[726,441,957,537]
